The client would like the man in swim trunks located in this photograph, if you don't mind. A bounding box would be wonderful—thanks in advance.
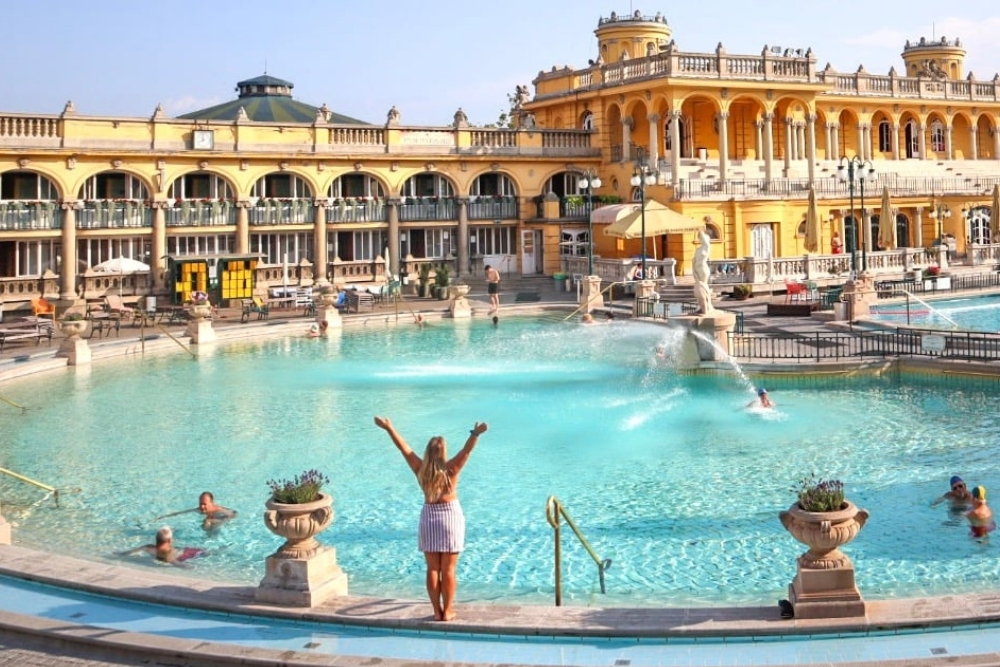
[967,486,995,538]
[932,476,973,508]
[118,527,205,568]
[485,264,501,313]
[151,491,236,532]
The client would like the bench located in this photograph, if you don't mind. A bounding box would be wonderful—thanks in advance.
[0,325,54,352]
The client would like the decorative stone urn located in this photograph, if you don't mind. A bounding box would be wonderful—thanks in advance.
[263,492,334,559]
[447,283,472,318]
[256,492,348,606]
[58,319,88,339]
[447,284,470,299]
[187,303,212,320]
[779,501,870,619]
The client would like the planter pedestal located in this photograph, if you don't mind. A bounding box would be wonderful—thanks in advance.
[448,285,472,319]
[316,304,342,329]
[255,493,349,607]
[779,501,869,619]
[186,318,216,344]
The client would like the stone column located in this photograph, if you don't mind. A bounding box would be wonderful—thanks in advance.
[669,111,682,188]
[825,123,833,160]
[580,275,602,314]
[622,117,633,163]
[806,114,817,183]
[151,202,167,292]
[970,127,979,161]
[764,113,775,182]
[891,124,901,161]
[783,118,793,174]
[59,202,78,300]
[236,200,250,254]
[914,207,924,247]
[387,198,401,280]
[755,120,763,160]
[856,124,865,160]
[717,111,729,184]
[313,201,328,284]
[945,125,953,160]
[842,273,877,320]
[457,197,469,280]
[831,124,840,161]
[647,113,660,168]
[796,123,805,160]
[918,124,927,159]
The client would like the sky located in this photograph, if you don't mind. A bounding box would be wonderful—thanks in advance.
[3,1,1000,127]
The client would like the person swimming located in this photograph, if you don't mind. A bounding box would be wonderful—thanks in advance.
[118,526,206,568]
[967,486,996,539]
[747,387,773,409]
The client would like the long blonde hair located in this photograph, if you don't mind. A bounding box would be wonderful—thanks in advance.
[418,436,451,502]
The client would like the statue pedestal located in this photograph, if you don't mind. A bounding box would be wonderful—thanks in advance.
[842,273,877,321]
[0,503,11,545]
[316,305,342,329]
[670,312,738,370]
[449,296,472,319]
[186,319,216,344]
[56,337,91,366]
[579,275,603,314]
[256,547,349,607]
[788,565,865,619]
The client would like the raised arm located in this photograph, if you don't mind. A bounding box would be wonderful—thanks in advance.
[447,421,488,474]
[374,415,422,474]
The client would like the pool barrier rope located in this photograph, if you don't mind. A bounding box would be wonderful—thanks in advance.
[0,466,79,507]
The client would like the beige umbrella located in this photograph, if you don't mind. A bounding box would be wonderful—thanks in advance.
[991,184,1000,242]
[877,186,896,250]
[803,185,821,253]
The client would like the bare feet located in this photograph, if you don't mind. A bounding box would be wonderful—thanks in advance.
[441,611,457,622]
[433,610,443,621]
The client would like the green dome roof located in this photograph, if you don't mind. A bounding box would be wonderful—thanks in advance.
[178,74,368,125]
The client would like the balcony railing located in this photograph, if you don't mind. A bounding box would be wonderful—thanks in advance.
[674,174,1000,201]
[399,198,458,222]
[325,199,387,223]
[78,202,152,229]
[165,201,236,227]
[0,202,62,230]
[468,196,518,220]
[248,199,316,225]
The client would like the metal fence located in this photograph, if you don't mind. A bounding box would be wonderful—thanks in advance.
[729,329,1000,363]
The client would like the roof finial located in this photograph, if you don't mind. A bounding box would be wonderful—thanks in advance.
[264,59,268,75]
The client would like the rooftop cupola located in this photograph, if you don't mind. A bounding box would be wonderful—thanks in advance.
[901,36,966,80]
[594,9,673,63]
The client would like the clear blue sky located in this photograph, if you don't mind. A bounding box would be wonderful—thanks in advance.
[2,1,998,126]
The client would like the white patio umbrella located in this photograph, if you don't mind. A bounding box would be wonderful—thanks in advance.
[93,257,151,297]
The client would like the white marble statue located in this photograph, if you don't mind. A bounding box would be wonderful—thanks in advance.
[692,231,715,315]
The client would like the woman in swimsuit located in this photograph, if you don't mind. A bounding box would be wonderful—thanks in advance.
[374,415,488,621]
[966,486,996,539]
[119,526,205,568]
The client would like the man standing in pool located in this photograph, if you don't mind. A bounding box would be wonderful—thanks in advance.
[374,415,488,621]
[153,491,237,532]
[485,264,501,313]
[931,476,973,508]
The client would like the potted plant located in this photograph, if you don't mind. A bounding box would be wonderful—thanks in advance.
[263,469,334,560]
[417,264,432,298]
[731,284,753,300]
[779,474,869,570]
[433,265,451,300]
[59,311,88,339]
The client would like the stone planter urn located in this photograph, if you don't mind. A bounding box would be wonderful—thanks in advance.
[187,303,212,320]
[257,491,348,606]
[263,492,334,560]
[59,319,88,339]
[447,284,470,299]
[779,501,870,619]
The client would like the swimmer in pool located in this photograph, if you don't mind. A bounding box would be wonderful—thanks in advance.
[931,476,973,508]
[967,486,996,539]
[747,387,773,409]
[152,491,237,531]
[118,526,205,568]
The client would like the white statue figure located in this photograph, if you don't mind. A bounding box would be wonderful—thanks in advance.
[692,231,715,315]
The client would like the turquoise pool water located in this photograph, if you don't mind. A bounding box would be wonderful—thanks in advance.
[1,316,999,607]
[871,293,1000,331]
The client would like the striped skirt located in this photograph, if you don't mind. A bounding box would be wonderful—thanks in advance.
[418,500,465,553]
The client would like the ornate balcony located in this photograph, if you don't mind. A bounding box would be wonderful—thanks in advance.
[325,199,387,223]
[0,201,62,230]
[165,200,236,227]
[398,198,458,222]
[248,199,315,225]
[78,201,151,229]
[467,196,518,220]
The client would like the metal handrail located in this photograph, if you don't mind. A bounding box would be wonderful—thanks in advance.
[545,495,611,606]
[0,466,60,506]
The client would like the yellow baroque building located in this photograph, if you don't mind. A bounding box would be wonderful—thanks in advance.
[2,11,1000,310]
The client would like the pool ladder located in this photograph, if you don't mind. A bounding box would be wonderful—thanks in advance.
[545,495,612,606]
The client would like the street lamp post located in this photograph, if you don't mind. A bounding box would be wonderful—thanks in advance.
[836,156,876,274]
[630,163,657,278]
[577,170,602,276]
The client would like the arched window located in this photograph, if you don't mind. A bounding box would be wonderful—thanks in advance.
[581,111,594,131]
[167,172,234,200]
[251,174,312,199]
[930,121,946,152]
[78,172,150,200]
[328,173,385,199]
[705,223,721,240]
[878,120,892,153]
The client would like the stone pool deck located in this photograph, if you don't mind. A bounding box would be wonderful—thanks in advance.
[3,273,1000,666]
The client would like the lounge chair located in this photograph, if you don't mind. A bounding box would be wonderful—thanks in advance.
[251,296,270,321]
[103,294,135,319]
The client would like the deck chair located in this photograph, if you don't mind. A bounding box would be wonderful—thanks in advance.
[31,297,56,320]
[251,296,270,321]
[784,279,806,303]
[104,294,134,319]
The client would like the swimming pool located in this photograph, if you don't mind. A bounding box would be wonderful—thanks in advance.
[1,316,998,607]
[870,293,1000,331]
